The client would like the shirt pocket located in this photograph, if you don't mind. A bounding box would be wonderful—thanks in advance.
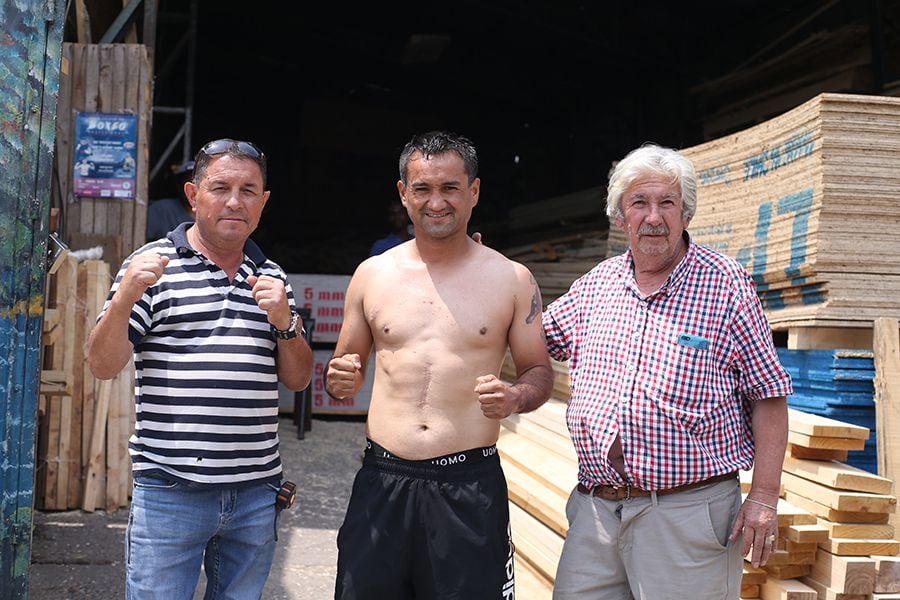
[645,319,720,414]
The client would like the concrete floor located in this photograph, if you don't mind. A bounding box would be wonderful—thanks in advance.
[27,415,367,599]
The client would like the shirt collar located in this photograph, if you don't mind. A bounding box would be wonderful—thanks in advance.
[167,223,268,267]
[618,230,694,297]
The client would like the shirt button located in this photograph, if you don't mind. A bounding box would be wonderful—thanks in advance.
[627,363,635,372]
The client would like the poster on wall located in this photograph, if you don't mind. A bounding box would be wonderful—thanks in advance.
[72,112,138,199]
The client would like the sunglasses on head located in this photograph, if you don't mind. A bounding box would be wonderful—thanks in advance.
[197,139,265,161]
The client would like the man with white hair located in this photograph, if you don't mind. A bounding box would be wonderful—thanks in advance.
[544,143,793,599]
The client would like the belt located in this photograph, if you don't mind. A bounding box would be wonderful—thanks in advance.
[576,472,737,501]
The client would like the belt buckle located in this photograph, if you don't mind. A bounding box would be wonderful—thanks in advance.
[623,484,631,501]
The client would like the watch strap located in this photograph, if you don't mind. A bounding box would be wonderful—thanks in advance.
[272,311,300,340]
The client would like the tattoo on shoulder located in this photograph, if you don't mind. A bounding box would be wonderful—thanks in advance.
[526,283,540,324]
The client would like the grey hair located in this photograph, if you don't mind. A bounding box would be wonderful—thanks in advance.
[606,143,697,223]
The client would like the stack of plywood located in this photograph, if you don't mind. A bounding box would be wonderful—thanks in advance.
[499,362,900,599]
[37,255,133,512]
[511,94,900,331]
[678,92,900,329]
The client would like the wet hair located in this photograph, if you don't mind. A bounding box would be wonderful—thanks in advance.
[398,131,478,184]
[606,143,697,222]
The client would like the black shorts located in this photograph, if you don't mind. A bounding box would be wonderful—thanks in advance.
[334,439,516,600]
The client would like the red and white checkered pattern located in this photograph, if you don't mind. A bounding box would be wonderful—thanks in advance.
[543,237,793,490]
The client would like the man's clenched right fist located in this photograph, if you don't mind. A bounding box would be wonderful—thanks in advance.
[326,353,362,399]
[117,253,169,305]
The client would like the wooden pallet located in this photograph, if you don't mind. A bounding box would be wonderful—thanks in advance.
[37,257,133,512]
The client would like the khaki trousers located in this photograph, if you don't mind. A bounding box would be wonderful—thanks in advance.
[553,478,743,600]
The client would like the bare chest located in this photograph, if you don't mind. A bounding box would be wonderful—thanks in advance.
[365,270,514,349]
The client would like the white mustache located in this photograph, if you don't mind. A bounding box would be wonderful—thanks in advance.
[638,225,669,236]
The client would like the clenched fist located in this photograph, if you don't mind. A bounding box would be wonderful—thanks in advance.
[475,374,521,420]
[326,353,362,399]
[247,275,291,329]
[117,253,170,305]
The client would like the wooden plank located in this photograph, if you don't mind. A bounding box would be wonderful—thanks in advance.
[873,555,900,593]
[105,366,123,511]
[132,43,151,249]
[874,318,900,485]
[514,555,553,600]
[784,491,891,523]
[809,549,876,594]
[741,582,761,598]
[784,523,830,544]
[508,501,564,583]
[44,396,62,509]
[58,256,78,508]
[759,576,817,599]
[759,549,815,566]
[82,377,112,512]
[788,408,871,440]
[763,564,811,580]
[497,429,577,497]
[782,455,893,494]
[73,0,90,42]
[57,395,72,509]
[502,458,568,537]
[502,413,576,461]
[787,432,866,451]
[788,327,872,350]
[799,576,868,599]
[80,260,109,475]
[788,444,849,462]
[743,563,768,585]
[781,472,897,514]
[517,397,570,440]
[772,497,818,527]
[818,538,900,557]
[816,518,895,540]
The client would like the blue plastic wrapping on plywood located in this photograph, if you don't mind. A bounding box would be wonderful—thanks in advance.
[776,348,877,473]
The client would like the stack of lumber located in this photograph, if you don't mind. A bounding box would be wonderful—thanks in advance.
[37,255,133,512]
[499,362,900,598]
[504,232,608,305]
[511,93,900,334]
[778,349,878,473]
[677,92,900,329]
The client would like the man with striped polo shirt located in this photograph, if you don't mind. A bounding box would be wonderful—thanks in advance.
[87,138,312,599]
[544,143,793,599]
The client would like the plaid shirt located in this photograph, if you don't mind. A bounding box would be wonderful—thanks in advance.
[543,235,793,490]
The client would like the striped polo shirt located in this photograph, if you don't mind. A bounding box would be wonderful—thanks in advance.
[99,223,294,487]
[543,233,793,491]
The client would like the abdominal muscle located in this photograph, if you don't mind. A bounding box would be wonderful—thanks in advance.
[364,343,506,460]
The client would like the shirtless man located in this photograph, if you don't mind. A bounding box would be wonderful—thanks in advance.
[326,131,554,600]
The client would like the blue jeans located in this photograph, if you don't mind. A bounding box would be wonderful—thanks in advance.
[125,474,280,600]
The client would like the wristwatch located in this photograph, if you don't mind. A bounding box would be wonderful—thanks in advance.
[271,311,302,340]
